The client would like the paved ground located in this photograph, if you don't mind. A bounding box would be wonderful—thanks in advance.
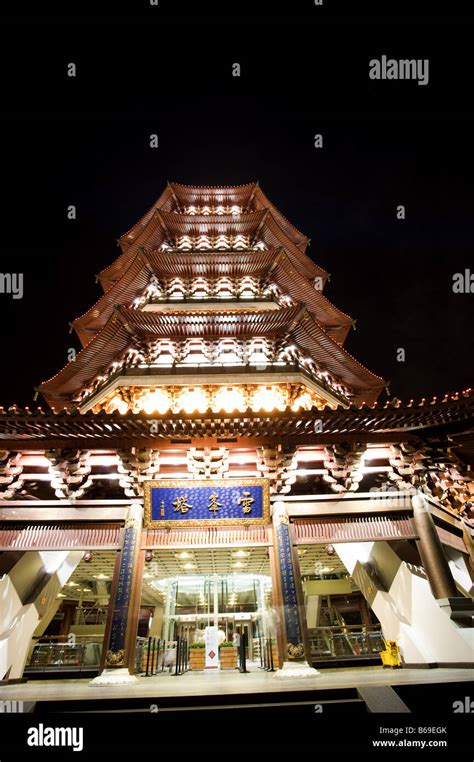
[1,665,473,703]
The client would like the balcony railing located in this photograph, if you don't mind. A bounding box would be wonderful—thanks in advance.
[25,637,103,673]
[308,625,385,661]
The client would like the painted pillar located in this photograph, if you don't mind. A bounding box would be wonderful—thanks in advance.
[412,494,458,599]
[100,503,145,674]
[272,501,310,663]
[268,539,285,667]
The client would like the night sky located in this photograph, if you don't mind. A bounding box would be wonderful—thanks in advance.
[0,4,472,407]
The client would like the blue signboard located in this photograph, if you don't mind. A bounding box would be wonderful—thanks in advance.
[106,519,139,666]
[276,520,301,642]
[144,478,270,527]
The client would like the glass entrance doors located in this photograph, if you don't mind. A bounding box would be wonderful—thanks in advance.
[151,573,273,657]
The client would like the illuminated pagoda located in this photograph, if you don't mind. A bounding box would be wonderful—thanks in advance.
[0,183,472,688]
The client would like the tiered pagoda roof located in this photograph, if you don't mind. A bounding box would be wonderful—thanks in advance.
[39,182,385,409]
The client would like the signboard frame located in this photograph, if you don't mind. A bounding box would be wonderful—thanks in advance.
[143,477,270,528]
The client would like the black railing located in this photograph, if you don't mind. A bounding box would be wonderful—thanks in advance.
[174,635,188,676]
[308,625,385,660]
[238,631,249,673]
[137,637,189,676]
[257,636,276,672]
[26,637,102,673]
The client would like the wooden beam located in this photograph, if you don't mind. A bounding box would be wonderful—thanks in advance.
[0,431,424,451]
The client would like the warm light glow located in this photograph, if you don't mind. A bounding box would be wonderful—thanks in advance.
[251,386,285,412]
[213,387,246,412]
[108,394,128,415]
[140,389,171,414]
[100,383,329,416]
[291,391,314,411]
[178,388,208,414]
[177,552,192,559]
[182,563,196,570]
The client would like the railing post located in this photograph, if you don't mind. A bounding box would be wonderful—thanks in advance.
[174,636,181,676]
[239,631,249,673]
[145,636,152,676]
[156,638,161,672]
[268,638,275,672]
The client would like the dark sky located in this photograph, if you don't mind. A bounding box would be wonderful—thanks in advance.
[0,5,472,407]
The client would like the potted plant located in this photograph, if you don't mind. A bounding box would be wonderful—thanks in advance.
[219,641,237,670]
[189,641,206,670]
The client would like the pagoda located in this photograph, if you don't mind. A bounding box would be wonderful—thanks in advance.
[39,181,385,416]
[0,183,472,687]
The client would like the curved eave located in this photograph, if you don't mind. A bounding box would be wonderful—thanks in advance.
[2,390,473,441]
[74,244,349,349]
[272,252,352,344]
[39,304,384,409]
[73,248,282,347]
[259,213,327,283]
[118,184,175,246]
[253,186,309,251]
[169,181,259,209]
[98,213,166,292]
[100,205,328,294]
[155,208,268,238]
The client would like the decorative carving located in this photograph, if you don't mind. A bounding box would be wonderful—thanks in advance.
[105,649,125,666]
[0,450,24,499]
[44,449,92,500]
[117,448,160,498]
[384,442,473,519]
[287,642,305,659]
[187,447,229,478]
[323,443,366,493]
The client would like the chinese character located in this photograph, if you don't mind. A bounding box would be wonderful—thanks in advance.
[173,495,193,514]
[160,499,165,517]
[238,490,255,514]
[208,491,223,514]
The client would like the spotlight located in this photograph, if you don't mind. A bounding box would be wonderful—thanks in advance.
[325,544,335,556]
[145,550,153,562]
[83,551,93,562]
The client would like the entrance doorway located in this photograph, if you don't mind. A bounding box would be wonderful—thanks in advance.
[139,546,274,669]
